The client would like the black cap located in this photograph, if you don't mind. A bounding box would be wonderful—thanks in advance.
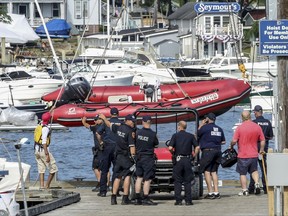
[125,114,136,122]
[142,115,152,122]
[205,113,216,121]
[253,105,263,112]
[110,107,119,115]
[94,114,100,120]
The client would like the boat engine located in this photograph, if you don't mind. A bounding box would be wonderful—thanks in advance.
[56,76,92,106]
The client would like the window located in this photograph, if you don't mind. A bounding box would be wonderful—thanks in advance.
[75,1,82,19]
[83,1,88,18]
[52,3,60,17]
[205,17,211,34]
[223,16,230,27]
[75,0,89,19]
[19,5,27,16]
[35,3,42,18]
[214,16,221,26]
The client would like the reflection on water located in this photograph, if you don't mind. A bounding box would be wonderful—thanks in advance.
[0,106,274,182]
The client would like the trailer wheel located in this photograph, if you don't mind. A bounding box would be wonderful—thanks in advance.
[129,176,136,200]
[191,175,201,200]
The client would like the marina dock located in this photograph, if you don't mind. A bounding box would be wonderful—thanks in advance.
[18,180,268,216]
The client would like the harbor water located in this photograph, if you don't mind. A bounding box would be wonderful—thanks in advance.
[0,105,274,183]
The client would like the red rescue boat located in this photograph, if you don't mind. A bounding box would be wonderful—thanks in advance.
[50,78,251,127]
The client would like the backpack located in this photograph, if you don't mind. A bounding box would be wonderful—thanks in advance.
[34,124,51,146]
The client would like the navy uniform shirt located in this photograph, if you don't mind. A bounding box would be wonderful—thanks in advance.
[197,123,225,150]
[111,123,135,154]
[253,116,273,140]
[169,131,198,156]
[97,117,123,146]
[253,116,273,152]
[90,124,102,148]
[135,127,159,156]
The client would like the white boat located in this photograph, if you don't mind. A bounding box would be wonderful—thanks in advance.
[0,70,63,103]
[90,50,178,85]
[183,56,276,82]
[68,62,134,86]
[79,47,124,62]
[0,157,31,216]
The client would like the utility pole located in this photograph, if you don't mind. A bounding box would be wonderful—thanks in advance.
[278,0,288,150]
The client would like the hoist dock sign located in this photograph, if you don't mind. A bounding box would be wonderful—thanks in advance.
[259,20,288,56]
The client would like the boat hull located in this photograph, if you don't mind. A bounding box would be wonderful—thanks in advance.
[43,78,246,104]
[50,79,251,127]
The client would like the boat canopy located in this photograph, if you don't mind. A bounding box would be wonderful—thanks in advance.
[35,19,71,38]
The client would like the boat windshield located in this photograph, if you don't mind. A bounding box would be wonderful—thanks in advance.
[209,58,222,65]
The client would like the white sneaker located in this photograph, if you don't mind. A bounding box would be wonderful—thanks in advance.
[238,190,249,196]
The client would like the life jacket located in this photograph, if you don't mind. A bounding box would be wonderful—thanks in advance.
[34,124,51,146]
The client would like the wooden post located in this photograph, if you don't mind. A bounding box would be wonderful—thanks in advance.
[1,37,6,64]
[283,148,288,216]
[278,0,288,150]
[267,148,274,216]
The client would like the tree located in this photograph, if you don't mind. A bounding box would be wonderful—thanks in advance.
[0,5,11,23]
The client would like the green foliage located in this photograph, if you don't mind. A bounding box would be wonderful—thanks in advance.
[0,5,11,23]
[243,21,259,42]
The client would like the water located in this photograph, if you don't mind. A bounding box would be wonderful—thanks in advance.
[0,105,274,182]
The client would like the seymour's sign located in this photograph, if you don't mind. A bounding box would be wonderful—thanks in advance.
[194,2,240,13]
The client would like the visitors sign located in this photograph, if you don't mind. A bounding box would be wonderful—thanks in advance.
[259,20,288,56]
[194,2,240,13]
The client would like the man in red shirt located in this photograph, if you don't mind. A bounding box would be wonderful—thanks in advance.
[230,110,265,196]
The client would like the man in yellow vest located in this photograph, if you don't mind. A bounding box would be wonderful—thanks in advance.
[34,112,58,189]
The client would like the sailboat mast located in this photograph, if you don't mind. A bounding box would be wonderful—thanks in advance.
[34,0,65,80]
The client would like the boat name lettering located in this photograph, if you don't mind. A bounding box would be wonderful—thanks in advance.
[191,93,219,104]
[68,107,76,114]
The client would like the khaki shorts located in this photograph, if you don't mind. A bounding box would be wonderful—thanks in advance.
[35,150,58,174]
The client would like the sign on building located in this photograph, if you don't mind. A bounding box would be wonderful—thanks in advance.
[259,20,288,56]
[194,2,240,13]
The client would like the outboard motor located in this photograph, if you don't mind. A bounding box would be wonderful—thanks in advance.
[56,76,92,106]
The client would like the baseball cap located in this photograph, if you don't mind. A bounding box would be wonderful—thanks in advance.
[125,114,136,122]
[205,113,216,121]
[94,114,100,120]
[110,107,119,115]
[253,105,263,112]
[142,115,152,122]
[42,112,51,125]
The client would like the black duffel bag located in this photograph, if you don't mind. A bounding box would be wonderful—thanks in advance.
[221,148,238,168]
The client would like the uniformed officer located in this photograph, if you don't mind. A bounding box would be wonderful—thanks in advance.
[198,112,225,199]
[96,107,123,197]
[82,115,105,192]
[99,113,136,205]
[168,121,199,206]
[248,105,274,194]
[134,115,159,205]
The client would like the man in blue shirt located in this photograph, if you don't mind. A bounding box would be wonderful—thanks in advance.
[99,113,136,205]
[198,113,226,199]
[134,115,159,205]
[97,107,123,197]
[168,121,199,205]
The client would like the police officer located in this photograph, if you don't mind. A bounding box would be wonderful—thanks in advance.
[198,113,225,199]
[168,121,199,206]
[248,105,274,194]
[82,115,104,192]
[134,115,159,205]
[97,108,123,197]
[99,113,136,205]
